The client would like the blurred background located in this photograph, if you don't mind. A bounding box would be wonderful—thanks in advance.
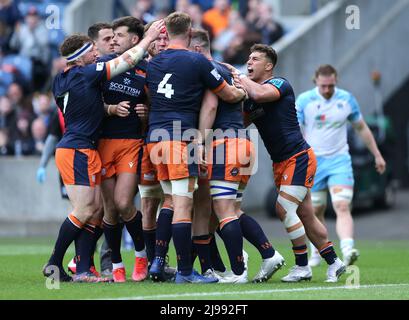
[0,0,408,237]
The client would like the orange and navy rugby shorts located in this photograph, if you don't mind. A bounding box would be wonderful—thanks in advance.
[273,148,317,188]
[98,139,144,180]
[55,148,101,187]
[147,141,199,181]
[207,138,255,183]
[136,144,159,186]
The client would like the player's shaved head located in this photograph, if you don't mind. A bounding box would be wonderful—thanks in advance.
[88,22,112,41]
[165,12,191,38]
[190,28,210,51]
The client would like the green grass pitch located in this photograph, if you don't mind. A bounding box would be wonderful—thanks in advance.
[0,238,408,300]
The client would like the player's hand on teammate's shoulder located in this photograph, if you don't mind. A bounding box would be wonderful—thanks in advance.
[135,104,149,120]
[221,62,236,73]
[375,154,386,174]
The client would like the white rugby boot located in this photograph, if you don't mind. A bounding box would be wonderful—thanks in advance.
[343,248,360,266]
[325,258,346,283]
[281,265,312,283]
[252,251,285,283]
[218,268,248,284]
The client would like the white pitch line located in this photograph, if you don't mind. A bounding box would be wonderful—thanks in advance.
[106,283,409,300]
[0,246,74,256]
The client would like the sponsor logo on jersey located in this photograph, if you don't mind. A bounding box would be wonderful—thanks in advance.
[129,162,134,168]
[108,82,142,96]
[124,78,131,85]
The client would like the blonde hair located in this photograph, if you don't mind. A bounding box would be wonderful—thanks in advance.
[165,12,191,37]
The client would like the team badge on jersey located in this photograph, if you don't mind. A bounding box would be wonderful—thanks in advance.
[96,62,104,71]
[270,78,284,88]
[211,69,222,81]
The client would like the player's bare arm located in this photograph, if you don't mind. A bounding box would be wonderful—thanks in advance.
[352,119,386,174]
[104,101,131,117]
[105,19,164,79]
[239,77,280,104]
[215,81,247,104]
[198,90,218,144]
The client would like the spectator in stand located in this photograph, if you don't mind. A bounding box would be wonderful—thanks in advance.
[7,82,33,115]
[175,0,191,12]
[0,127,12,155]
[188,4,213,40]
[0,95,16,131]
[32,92,54,127]
[202,0,231,39]
[43,57,67,92]
[131,0,156,24]
[9,6,50,91]
[251,2,284,45]
[0,0,22,53]
[244,0,260,26]
[213,11,260,65]
[11,111,34,156]
[31,116,47,155]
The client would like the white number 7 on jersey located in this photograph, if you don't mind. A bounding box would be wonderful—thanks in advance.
[157,73,174,99]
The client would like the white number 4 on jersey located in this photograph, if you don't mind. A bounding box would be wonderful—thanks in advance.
[157,73,174,99]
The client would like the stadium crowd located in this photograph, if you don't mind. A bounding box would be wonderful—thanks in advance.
[0,0,284,157]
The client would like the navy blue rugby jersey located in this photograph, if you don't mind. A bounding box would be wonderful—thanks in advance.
[211,60,244,134]
[98,54,148,139]
[243,77,309,162]
[146,46,226,142]
[53,62,108,149]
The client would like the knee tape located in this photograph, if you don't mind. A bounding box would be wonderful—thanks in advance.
[235,184,246,203]
[311,191,328,207]
[280,185,308,202]
[277,195,305,240]
[159,180,172,196]
[210,180,239,200]
[138,184,163,199]
[329,186,353,204]
[171,177,198,198]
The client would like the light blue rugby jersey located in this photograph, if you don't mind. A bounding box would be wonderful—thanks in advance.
[296,87,362,157]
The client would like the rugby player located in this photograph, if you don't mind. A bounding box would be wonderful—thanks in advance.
[192,29,285,283]
[65,22,118,278]
[230,44,346,283]
[97,16,154,283]
[42,20,164,282]
[146,12,246,283]
[296,64,386,267]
